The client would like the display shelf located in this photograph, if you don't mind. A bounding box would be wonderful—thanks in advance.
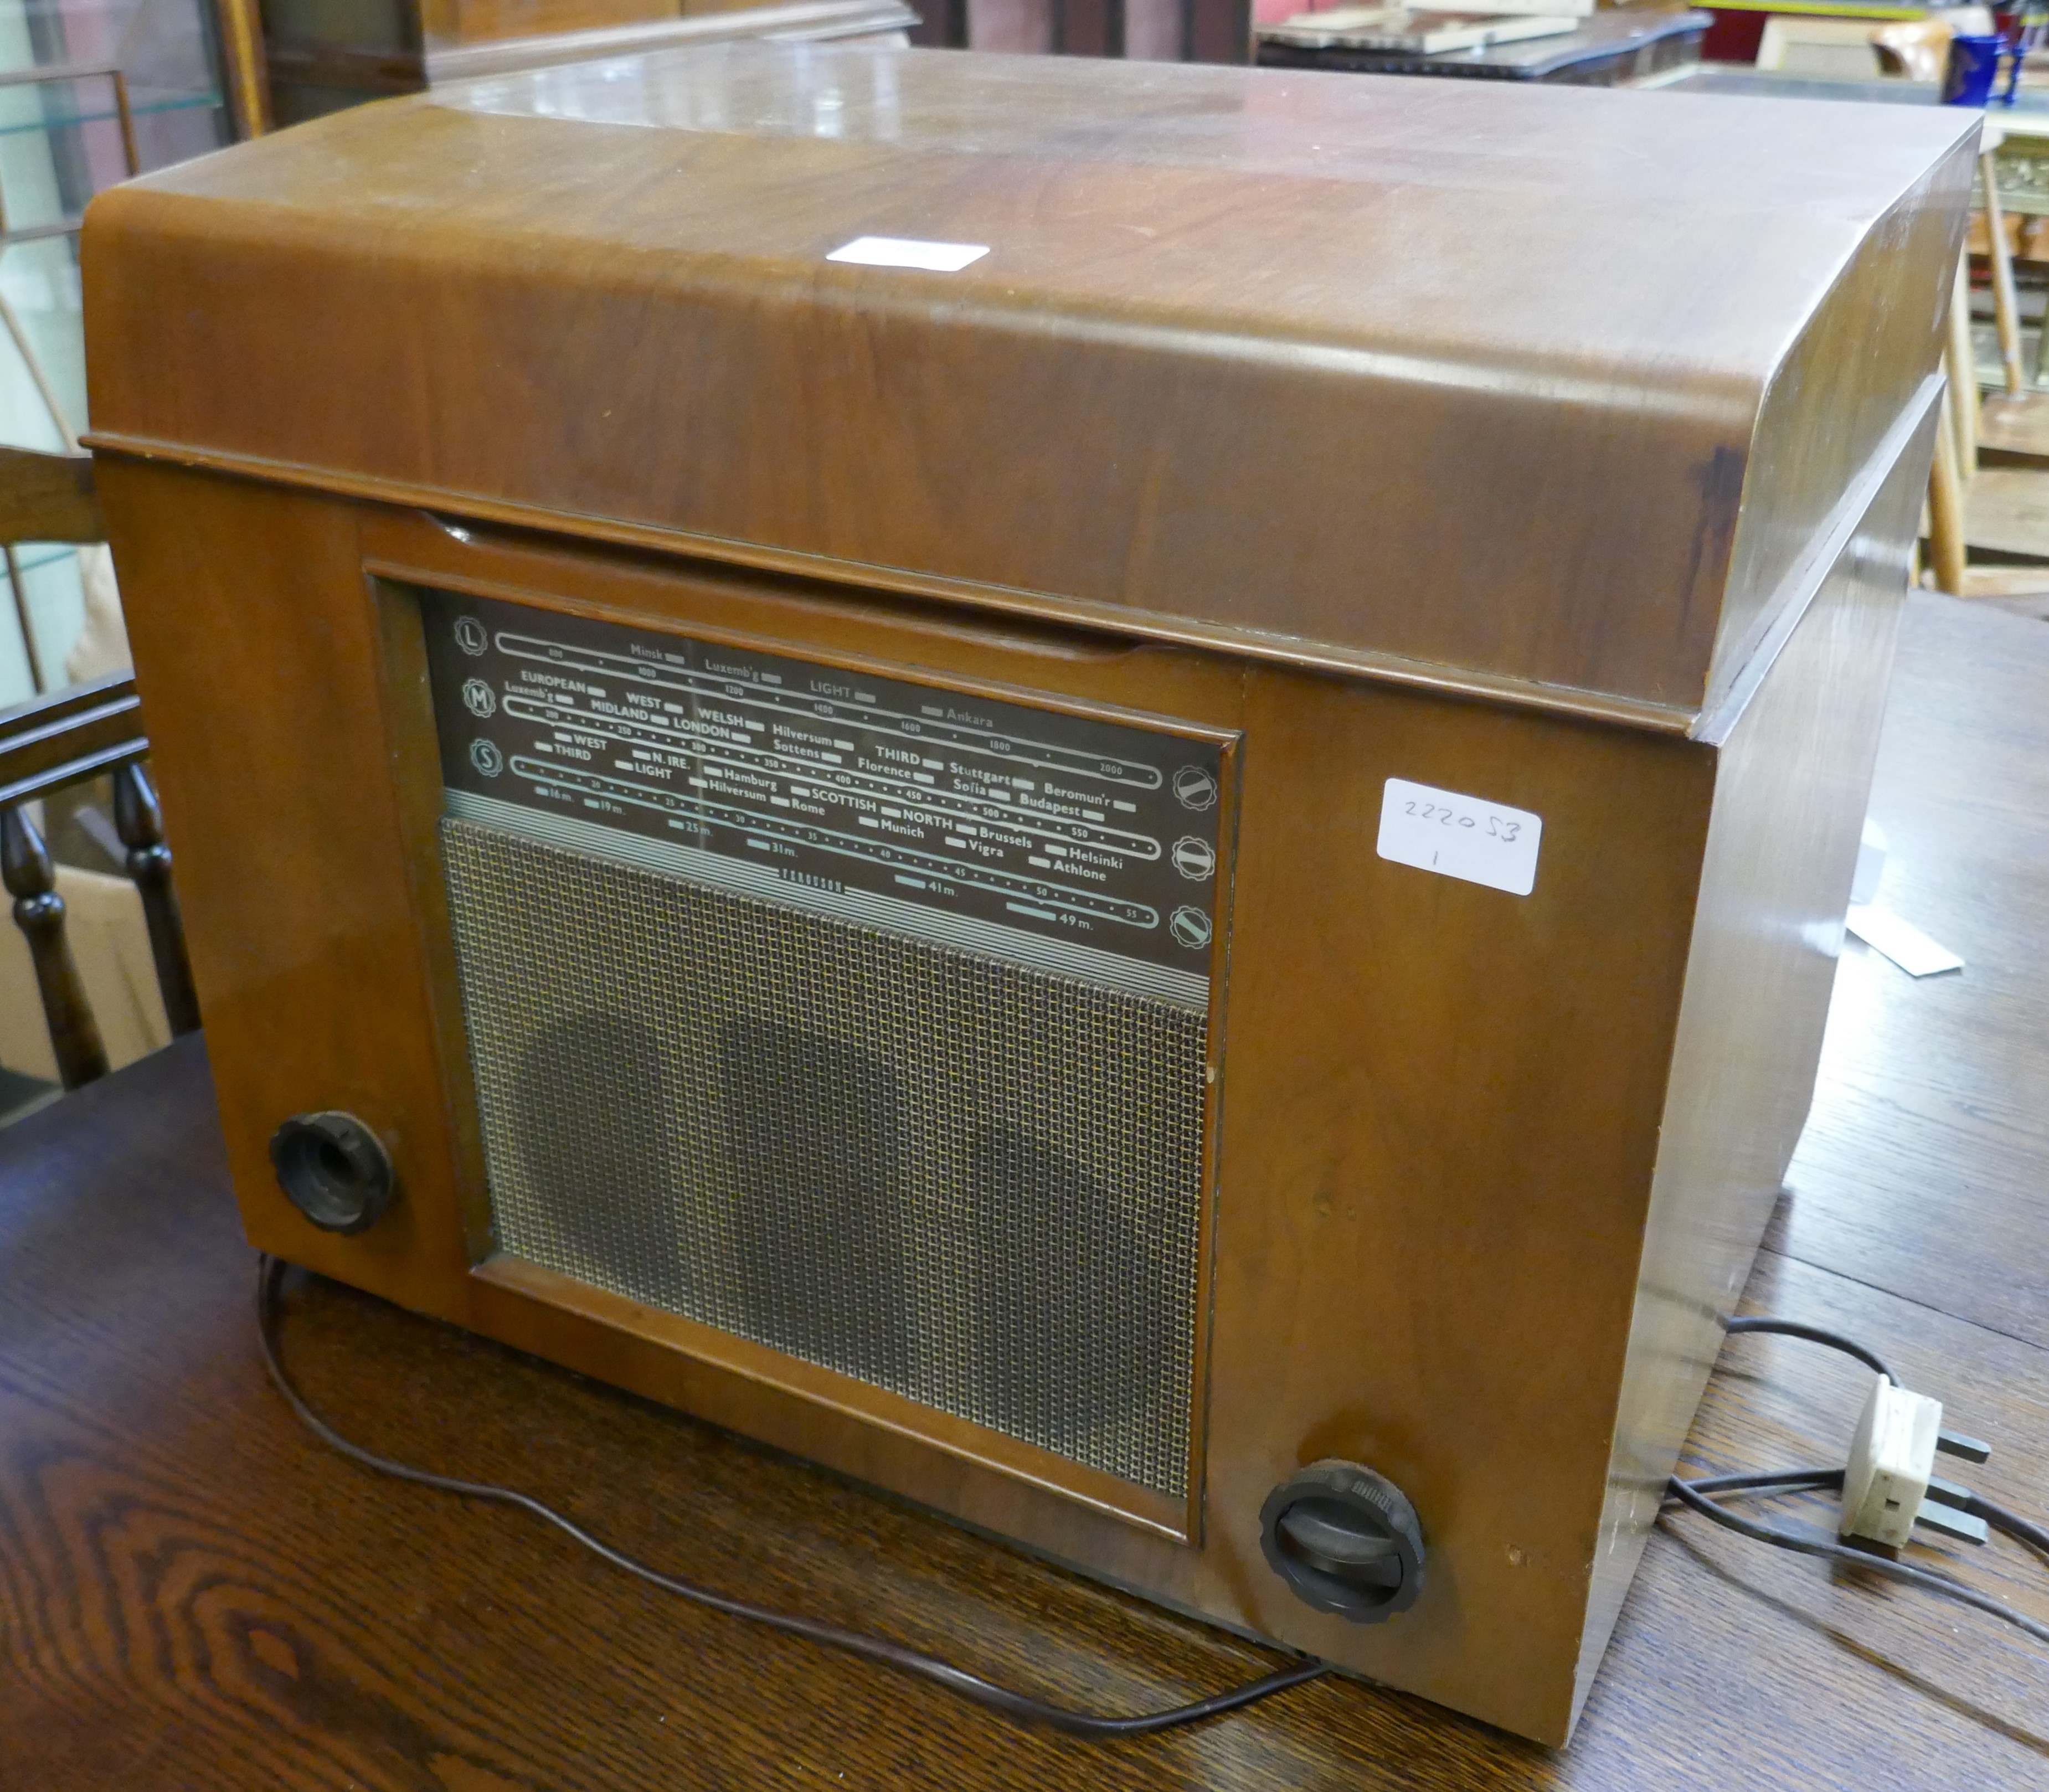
[0,90,222,139]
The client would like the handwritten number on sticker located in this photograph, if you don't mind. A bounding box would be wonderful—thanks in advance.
[1378,777,1542,898]
[1412,799,1518,838]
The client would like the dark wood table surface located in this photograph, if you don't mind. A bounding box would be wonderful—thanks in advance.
[5,593,2046,1790]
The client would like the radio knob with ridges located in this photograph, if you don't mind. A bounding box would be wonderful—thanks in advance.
[269,1111,395,1235]
[1259,1460,1425,1623]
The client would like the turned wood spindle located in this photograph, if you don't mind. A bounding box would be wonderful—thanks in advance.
[111,762,202,1037]
[2,801,109,1090]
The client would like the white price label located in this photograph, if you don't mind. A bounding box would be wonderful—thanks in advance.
[826,236,990,272]
[1376,779,1542,897]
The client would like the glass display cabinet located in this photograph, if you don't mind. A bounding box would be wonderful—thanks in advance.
[2,0,230,705]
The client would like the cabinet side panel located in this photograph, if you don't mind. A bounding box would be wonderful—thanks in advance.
[95,462,479,1314]
[1191,671,1711,1745]
[1571,423,1925,1728]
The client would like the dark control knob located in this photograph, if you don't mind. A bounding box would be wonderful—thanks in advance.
[1259,1460,1425,1623]
[270,1111,395,1235]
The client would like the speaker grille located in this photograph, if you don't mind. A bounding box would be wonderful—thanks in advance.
[441,816,1209,1499]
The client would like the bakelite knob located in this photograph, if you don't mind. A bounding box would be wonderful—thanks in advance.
[270,1111,395,1235]
[1259,1460,1425,1623]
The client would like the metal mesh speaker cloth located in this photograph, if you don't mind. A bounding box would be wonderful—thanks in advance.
[440,815,1209,1499]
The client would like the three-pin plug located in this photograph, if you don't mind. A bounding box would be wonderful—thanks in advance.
[1840,1372,1993,1549]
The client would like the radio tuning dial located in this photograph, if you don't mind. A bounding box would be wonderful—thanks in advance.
[269,1111,395,1235]
[1259,1460,1425,1623]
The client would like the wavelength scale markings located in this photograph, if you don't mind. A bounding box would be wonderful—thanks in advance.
[424,591,1227,983]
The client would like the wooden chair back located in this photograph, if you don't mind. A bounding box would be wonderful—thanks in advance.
[1,450,200,1095]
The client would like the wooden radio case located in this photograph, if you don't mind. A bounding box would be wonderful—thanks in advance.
[82,45,1974,1745]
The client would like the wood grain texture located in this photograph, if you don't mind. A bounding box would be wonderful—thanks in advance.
[100,468,1778,1742]
[0,444,103,543]
[0,673,143,808]
[1977,389,2049,462]
[81,43,1974,712]
[0,590,2041,1778]
[1954,465,2049,560]
[5,587,2049,1792]
[1576,436,1922,1727]
[1957,567,2049,605]
[74,46,1978,1747]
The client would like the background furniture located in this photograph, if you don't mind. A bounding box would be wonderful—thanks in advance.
[250,0,929,127]
[4,590,2044,1785]
[0,0,235,159]
[917,0,1251,59]
[0,58,138,707]
[420,0,920,80]
[1744,7,1999,78]
[0,655,199,1096]
[1,435,195,1104]
[1659,69,2034,591]
[1665,74,2040,404]
[230,0,1262,130]
[0,35,218,1114]
[1697,0,1931,67]
[1255,7,1710,84]
[0,436,195,1107]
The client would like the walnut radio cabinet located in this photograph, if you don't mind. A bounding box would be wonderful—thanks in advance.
[83,45,1975,1745]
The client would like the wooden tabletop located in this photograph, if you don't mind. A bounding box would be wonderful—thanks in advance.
[4,593,2046,1789]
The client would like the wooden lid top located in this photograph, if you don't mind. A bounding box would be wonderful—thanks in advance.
[83,45,1974,728]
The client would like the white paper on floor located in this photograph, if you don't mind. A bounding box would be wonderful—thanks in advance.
[1845,903,1965,977]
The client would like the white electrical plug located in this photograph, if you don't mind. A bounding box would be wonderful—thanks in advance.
[1840,1372,1991,1549]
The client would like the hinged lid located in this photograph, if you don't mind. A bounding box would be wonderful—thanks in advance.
[83,44,1975,730]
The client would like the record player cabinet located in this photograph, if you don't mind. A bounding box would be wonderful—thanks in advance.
[82,45,1975,1743]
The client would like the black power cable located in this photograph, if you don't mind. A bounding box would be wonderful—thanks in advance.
[1967,1494,2049,1566]
[1684,1466,1845,1499]
[255,1255,1330,1739]
[1721,1316,1896,1384]
[1667,1324,2049,1650]
[1665,1474,2049,1648]
[261,1258,2049,1716]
